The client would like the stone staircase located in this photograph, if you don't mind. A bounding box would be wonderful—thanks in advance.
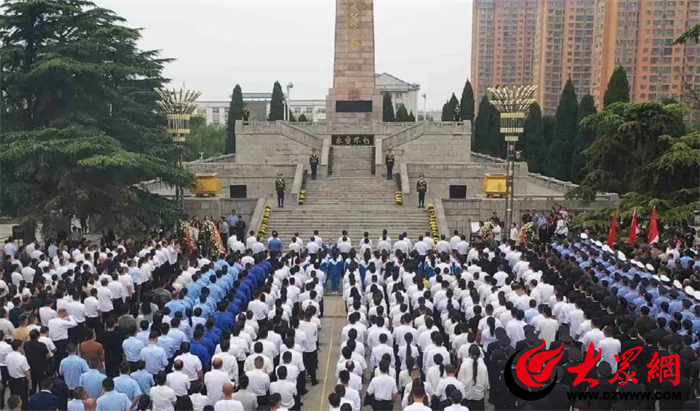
[264,145,431,248]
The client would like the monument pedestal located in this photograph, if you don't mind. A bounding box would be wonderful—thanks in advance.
[326,89,382,125]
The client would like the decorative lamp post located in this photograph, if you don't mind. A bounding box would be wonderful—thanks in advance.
[156,88,202,213]
[487,85,537,233]
[285,83,294,122]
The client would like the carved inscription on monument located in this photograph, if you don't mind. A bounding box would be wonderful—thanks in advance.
[348,2,361,48]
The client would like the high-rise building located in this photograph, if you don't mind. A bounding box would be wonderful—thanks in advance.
[472,0,700,114]
[471,0,541,108]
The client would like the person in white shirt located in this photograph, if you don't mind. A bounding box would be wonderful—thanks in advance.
[205,358,233,405]
[165,360,190,397]
[6,340,31,405]
[150,372,177,411]
[459,345,489,410]
[403,385,431,411]
[96,278,114,318]
[48,308,77,362]
[597,326,621,373]
[581,318,605,353]
[188,381,208,411]
[214,382,244,411]
[269,366,296,410]
[245,357,270,404]
[534,306,559,348]
[366,360,397,410]
[456,236,469,259]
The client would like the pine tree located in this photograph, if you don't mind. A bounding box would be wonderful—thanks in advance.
[395,105,410,122]
[269,81,285,121]
[298,114,308,122]
[546,79,579,180]
[408,111,416,122]
[449,93,461,121]
[473,95,499,154]
[604,66,631,107]
[520,102,545,174]
[226,84,244,154]
[441,101,451,122]
[460,80,475,123]
[570,94,598,183]
[383,93,395,122]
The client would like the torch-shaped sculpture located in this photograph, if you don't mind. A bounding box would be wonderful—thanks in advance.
[487,85,537,232]
[156,88,202,213]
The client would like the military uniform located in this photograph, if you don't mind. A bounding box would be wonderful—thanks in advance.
[275,177,286,207]
[385,152,395,180]
[416,178,427,208]
[309,152,319,180]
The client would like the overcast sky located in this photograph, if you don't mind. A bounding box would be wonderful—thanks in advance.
[98,0,472,110]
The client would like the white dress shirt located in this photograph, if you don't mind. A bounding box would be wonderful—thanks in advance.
[48,316,77,341]
[166,370,190,396]
[174,353,203,381]
[150,385,177,411]
[6,351,29,378]
[214,399,244,411]
[84,297,100,318]
[205,369,232,404]
[245,369,270,396]
[366,373,397,401]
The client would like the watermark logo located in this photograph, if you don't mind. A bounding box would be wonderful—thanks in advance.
[504,339,562,401]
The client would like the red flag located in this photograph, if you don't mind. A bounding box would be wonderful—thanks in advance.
[607,212,618,247]
[648,207,659,244]
[629,210,639,246]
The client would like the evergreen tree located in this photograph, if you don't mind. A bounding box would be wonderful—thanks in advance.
[570,94,598,183]
[449,93,461,121]
[268,81,285,120]
[441,101,451,122]
[226,84,244,154]
[395,105,410,122]
[520,103,545,174]
[383,93,395,122]
[408,111,416,122]
[289,111,296,122]
[298,114,308,122]
[543,115,556,146]
[546,79,579,180]
[604,66,631,107]
[473,95,500,155]
[460,80,475,123]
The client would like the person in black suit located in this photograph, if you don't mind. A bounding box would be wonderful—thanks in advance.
[26,380,59,411]
[23,330,48,395]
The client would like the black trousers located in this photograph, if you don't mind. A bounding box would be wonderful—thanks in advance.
[418,191,426,207]
[54,339,69,369]
[277,189,284,207]
[465,398,485,411]
[86,317,102,337]
[386,163,394,180]
[68,322,86,344]
[372,399,393,411]
[0,366,7,406]
[311,164,318,179]
[302,351,318,383]
[9,377,28,410]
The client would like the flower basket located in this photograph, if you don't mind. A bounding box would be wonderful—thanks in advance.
[518,222,539,245]
[298,190,307,205]
[395,192,403,205]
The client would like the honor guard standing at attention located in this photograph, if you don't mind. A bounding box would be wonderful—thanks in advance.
[275,173,286,208]
[385,149,395,180]
[309,149,319,180]
[416,174,427,208]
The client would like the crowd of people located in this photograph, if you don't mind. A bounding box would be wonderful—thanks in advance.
[0,210,697,411]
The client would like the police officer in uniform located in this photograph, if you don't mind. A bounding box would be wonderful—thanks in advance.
[385,149,395,180]
[275,173,286,208]
[416,174,427,208]
[309,149,319,180]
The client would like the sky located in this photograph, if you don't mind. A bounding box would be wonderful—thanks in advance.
[98,0,473,110]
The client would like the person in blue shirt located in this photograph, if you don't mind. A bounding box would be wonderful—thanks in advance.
[59,344,89,391]
[78,359,107,399]
[96,378,130,411]
[136,321,151,346]
[140,331,169,375]
[208,276,224,301]
[156,324,177,359]
[67,387,85,411]
[269,232,283,253]
[204,318,222,346]
[190,329,212,371]
[113,362,142,409]
[122,326,145,371]
[167,318,188,350]
[164,293,187,318]
[186,275,203,301]
[214,302,234,333]
[193,295,213,318]
[129,361,154,396]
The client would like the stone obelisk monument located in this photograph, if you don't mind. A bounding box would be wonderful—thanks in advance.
[326,0,383,124]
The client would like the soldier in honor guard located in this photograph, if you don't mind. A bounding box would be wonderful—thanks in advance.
[275,173,286,208]
[416,174,427,208]
[309,148,319,180]
[385,149,395,180]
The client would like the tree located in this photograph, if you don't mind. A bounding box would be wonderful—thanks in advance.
[604,67,631,108]
[520,103,545,173]
[449,93,461,121]
[186,117,226,161]
[570,95,598,183]
[473,95,500,155]
[298,114,308,122]
[226,84,244,154]
[408,111,416,122]
[441,101,451,122]
[0,0,193,236]
[460,80,475,123]
[543,115,556,146]
[546,79,579,180]
[288,111,296,122]
[383,93,395,122]
[269,81,285,120]
[673,23,700,45]
[569,101,699,228]
[395,105,410,122]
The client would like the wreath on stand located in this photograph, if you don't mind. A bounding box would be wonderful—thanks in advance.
[478,221,495,240]
[176,220,197,256]
[200,220,225,257]
[518,222,539,245]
